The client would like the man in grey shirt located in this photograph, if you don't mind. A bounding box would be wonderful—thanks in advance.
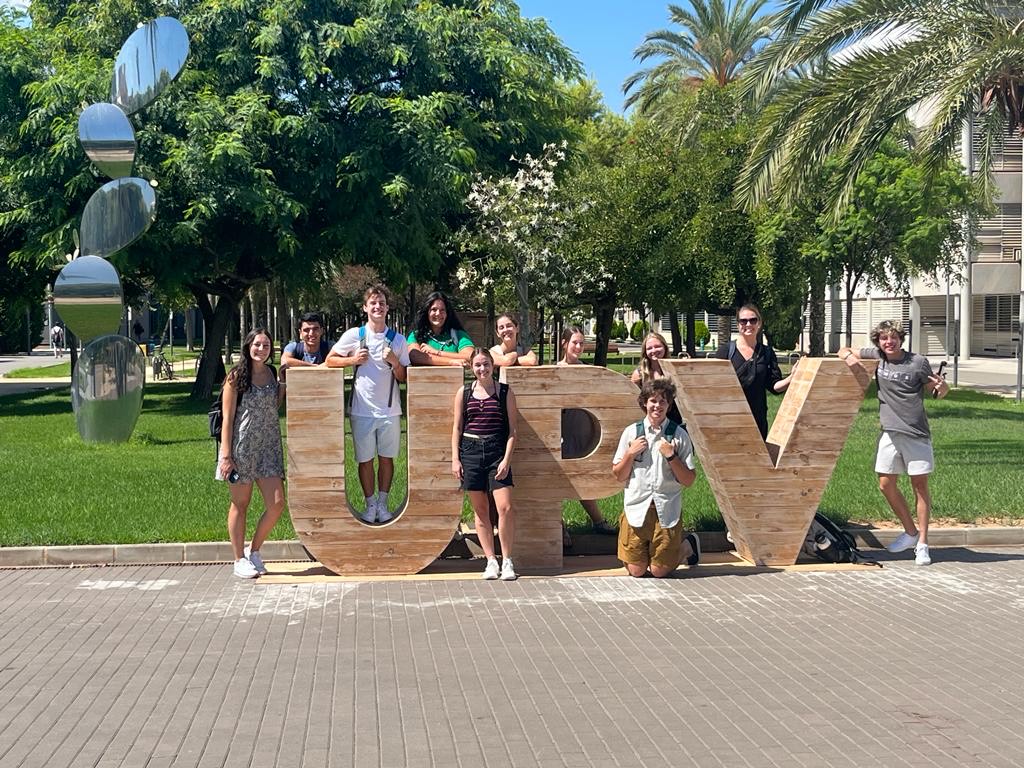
[840,320,948,565]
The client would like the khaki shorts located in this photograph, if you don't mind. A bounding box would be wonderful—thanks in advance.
[351,415,401,463]
[875,431,934,476]
[617,503,682,570]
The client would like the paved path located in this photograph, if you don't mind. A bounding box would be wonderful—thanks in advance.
[2,548,1024,767]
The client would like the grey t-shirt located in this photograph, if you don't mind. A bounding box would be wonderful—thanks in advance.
[859,347,934,438]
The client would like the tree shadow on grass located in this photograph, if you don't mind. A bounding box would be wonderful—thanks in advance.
[0,388,72,417]
[937,438,1024,466]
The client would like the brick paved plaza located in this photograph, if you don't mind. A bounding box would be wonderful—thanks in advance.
[2,548,1024,767]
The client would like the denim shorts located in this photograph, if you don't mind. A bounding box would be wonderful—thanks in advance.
[460,434,513,492]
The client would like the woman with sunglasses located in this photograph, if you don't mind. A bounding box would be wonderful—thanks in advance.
[715,304,797,441]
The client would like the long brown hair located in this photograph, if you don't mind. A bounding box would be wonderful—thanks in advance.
[637,331,670,382]
[227,327,274,394]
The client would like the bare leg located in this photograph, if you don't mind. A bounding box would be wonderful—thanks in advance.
[468,490,495,559]
[250,476,285,551]
[357,460,376,498]
[909,474,932,545]
[377,456,394,493]
[581,499,602,525]
[878,474,917,536]
[492,487,515,559]
[227,482,255,559]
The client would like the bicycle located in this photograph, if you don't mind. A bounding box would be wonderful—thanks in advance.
[152,347,174,380]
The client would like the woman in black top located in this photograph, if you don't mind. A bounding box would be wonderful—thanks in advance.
[715,304,797,441]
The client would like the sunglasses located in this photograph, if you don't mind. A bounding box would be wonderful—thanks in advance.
[738,317,760,326]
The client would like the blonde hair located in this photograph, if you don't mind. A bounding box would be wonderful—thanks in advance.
[638,332,670,382]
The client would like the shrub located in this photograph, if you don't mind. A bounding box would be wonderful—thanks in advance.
[611,320,627,340]
[629,320,649,341]
[690,320,711,347]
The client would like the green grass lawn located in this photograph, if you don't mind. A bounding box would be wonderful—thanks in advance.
[0,381,1021,546]
[6,348,202,379]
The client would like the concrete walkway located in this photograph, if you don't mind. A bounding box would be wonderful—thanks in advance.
[2,548,1024,767]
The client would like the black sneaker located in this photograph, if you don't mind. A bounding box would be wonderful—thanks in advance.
[684,533,701,567]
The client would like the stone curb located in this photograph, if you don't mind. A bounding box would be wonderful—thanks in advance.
[1,528,1022,568]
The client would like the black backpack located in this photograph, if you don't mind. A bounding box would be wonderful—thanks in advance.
[803,513,878,566]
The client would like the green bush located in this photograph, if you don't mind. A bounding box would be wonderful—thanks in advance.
[611,321,627,340]
[629,320,649,341]
[690,320,711,347]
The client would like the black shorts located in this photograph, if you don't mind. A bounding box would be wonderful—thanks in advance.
[460,434,513,492]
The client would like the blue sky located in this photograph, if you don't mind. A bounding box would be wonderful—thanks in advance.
[515,0,675,113]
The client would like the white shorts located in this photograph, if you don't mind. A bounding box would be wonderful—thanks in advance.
[875,431,934,476]
[351,415,401,463]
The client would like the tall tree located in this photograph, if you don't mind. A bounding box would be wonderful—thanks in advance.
[623,0,776,114]
[1,0,580,397]
[738,0,1024,210]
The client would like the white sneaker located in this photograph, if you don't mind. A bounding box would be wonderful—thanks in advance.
[500,558,518,581]
[360,497,378,524]
[887,531,920,553]
[376,497,394,524]
[482,557,500,580]
[915,544,931,566]
[233,557,258,579]
[244,546,267,575]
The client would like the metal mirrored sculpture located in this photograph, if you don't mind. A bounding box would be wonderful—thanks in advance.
[72,335,146,443]
[110,17,190,115]
[79,178,156,258]
[78,103,136,179]
[53,255,124,342]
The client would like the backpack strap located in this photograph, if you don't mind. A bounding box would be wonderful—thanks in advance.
[635,421,644,440]
[498,382,509,437]
[384,327,397,408]
[728,340,736,359]
[664,419,678,440]
[450,328,459,348]
[349,326,368,409]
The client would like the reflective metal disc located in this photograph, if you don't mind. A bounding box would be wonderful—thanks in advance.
[78,103,136,179]
[110,17,190,115]
[79,177,157,258]
[53,255,124,342]
[73,335,146,443]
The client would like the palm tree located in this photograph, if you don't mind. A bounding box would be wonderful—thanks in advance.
[737,0,1024,210]
[623,0,777,114]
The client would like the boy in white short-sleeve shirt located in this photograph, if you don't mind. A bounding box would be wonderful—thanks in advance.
[326,285,410,524]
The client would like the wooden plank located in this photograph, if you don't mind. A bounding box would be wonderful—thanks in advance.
[663,358,875,566]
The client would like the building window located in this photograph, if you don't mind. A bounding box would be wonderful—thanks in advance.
[984,295,1020,333]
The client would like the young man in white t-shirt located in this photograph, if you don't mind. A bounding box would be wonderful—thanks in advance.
[325,285,411,524]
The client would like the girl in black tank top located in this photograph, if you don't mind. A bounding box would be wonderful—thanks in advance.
[451,348,520,581]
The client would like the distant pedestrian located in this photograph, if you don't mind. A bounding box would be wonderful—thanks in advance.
[216,327,285,579]
[840,320,948,566]
[50,325,64,358]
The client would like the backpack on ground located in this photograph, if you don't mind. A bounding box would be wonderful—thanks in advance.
[803,512,878,566]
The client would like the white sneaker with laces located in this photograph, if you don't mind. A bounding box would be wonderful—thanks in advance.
[500,558,518,581]
[915,543,931,566]
[376,497,394,524]
[360,497,378,524]
[233,557,258,579]
[482,557,500,580]
[244,546,267,575]
[887,531,920,553]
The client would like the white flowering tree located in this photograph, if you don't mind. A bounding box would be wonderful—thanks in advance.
[457,141,597,350]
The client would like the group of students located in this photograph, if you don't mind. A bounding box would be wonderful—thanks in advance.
[215,287,947,581]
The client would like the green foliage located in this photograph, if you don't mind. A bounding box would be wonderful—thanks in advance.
[690,320,711,347]
[1,0,581,396]
[739,0,1024,211]
[611,320,627,340]
[629,319,649,341]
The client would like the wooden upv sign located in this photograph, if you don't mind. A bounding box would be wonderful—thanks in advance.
[286,360,874,575]
[661,358,876,565]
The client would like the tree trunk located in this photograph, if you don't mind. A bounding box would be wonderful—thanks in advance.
[593,295,615,367]
[808,263,826,356]
[185,311,195,351]
[685,313,696,357]
[190,288,236,400]
[669,309,682,356]
[844,270,856,349]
